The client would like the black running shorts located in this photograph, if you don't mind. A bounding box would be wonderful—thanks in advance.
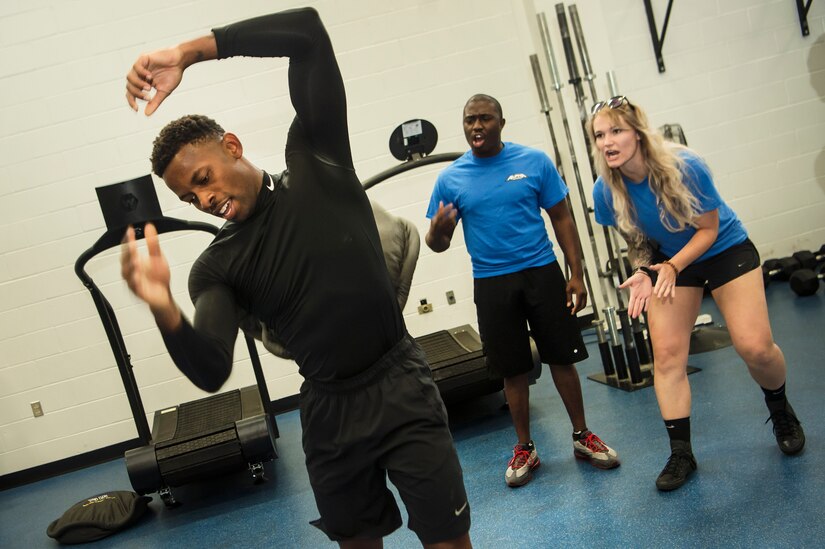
[474,261,588,378]
[300,335,470,544]
[651,238,759,291]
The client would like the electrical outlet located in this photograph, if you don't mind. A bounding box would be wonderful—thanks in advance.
[417,299,433,314]
[31,401,44,418]
[446,290,456,305]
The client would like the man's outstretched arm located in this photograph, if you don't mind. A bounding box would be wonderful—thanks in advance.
[125,35,217,115]
[213,8,351,167]
[126,8,350,167]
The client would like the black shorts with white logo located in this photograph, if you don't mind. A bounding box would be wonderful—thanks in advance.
[300,334,470,544]
[651,238,759,291]
[474,261,588,378]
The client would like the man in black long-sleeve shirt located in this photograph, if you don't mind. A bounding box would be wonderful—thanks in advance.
[122,8,471,548]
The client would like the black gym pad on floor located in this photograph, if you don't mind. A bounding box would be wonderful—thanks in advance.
[46,491,152,544]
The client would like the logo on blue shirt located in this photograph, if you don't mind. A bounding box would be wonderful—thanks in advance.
[506,173,527,182]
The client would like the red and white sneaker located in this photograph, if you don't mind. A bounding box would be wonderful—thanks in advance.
[573,431,620,469]
[505,442,540,487]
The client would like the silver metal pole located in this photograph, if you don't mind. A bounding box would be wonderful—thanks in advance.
[537,13,563,91]
[569,5,598,102]
[537,13,615,378]
[539,11,613,315]
[606,70,619,97]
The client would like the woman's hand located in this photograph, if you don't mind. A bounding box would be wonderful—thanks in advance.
[650,261,679,299]
[619,270,654,318]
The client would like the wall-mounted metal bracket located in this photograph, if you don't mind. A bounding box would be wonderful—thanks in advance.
[796,0,813,36]
[643,0,674,73]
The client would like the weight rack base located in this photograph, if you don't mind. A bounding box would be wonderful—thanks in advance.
[587,366,701,392]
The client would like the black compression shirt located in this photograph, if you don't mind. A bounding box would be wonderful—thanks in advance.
[161,8,405,389]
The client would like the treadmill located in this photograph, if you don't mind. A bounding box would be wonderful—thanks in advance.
[416,324,541,405]
[74,175,278,507]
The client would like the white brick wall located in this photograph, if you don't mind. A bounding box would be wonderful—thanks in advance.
[1,0,822,476]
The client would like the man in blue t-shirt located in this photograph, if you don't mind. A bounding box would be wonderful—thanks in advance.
[426,94,620,487]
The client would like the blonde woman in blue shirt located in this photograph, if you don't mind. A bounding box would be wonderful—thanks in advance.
[588,97,804,491]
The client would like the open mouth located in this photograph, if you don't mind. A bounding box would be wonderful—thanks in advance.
[216,199,232,218]
[606,150,620,161]
[472,133,485,147]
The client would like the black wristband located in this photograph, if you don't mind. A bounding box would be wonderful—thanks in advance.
[635,266,654,278]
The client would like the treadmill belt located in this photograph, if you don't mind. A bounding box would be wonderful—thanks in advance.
[419,331,467,362]
[155,429,237,460]
[417,330,485,375]
[174,390,242,438]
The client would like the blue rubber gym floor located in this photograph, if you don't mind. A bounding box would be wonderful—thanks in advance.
[2,282,823,548]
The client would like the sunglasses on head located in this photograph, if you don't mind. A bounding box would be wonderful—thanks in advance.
[590,95,630,115]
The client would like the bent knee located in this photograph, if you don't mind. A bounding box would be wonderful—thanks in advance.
[735,339,778,366]
[651,340,689,370]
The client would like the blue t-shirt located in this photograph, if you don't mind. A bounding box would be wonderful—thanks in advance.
[592,151,747,262]
[426,142,568,278]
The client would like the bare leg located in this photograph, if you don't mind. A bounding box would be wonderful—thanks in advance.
[503,373,531,443]
[547,363,586,431]
[424,532,473,549]
[648,286,703,491]
[711,268,786,389]
[712,267,804,455]
[648,287,704,420]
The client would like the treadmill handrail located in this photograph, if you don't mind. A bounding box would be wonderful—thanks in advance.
[75,217,219,284]
[361,152,462,191]
[74,216,274,445]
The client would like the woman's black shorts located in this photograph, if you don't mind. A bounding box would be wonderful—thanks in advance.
[651,238,760,291]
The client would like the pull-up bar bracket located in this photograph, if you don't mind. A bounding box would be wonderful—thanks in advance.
[643,0,674,73]
[796,0,813,36]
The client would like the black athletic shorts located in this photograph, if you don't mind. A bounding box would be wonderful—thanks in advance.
[474,261,588,379]
[299,334,470,544]
[651,238,759,291]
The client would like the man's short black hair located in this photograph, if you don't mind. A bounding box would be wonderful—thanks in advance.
[465,94,504,119]
[150,114,225,177]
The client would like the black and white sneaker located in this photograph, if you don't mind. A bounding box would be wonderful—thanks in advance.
[765,399,805,455]
[655,441,697,492]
